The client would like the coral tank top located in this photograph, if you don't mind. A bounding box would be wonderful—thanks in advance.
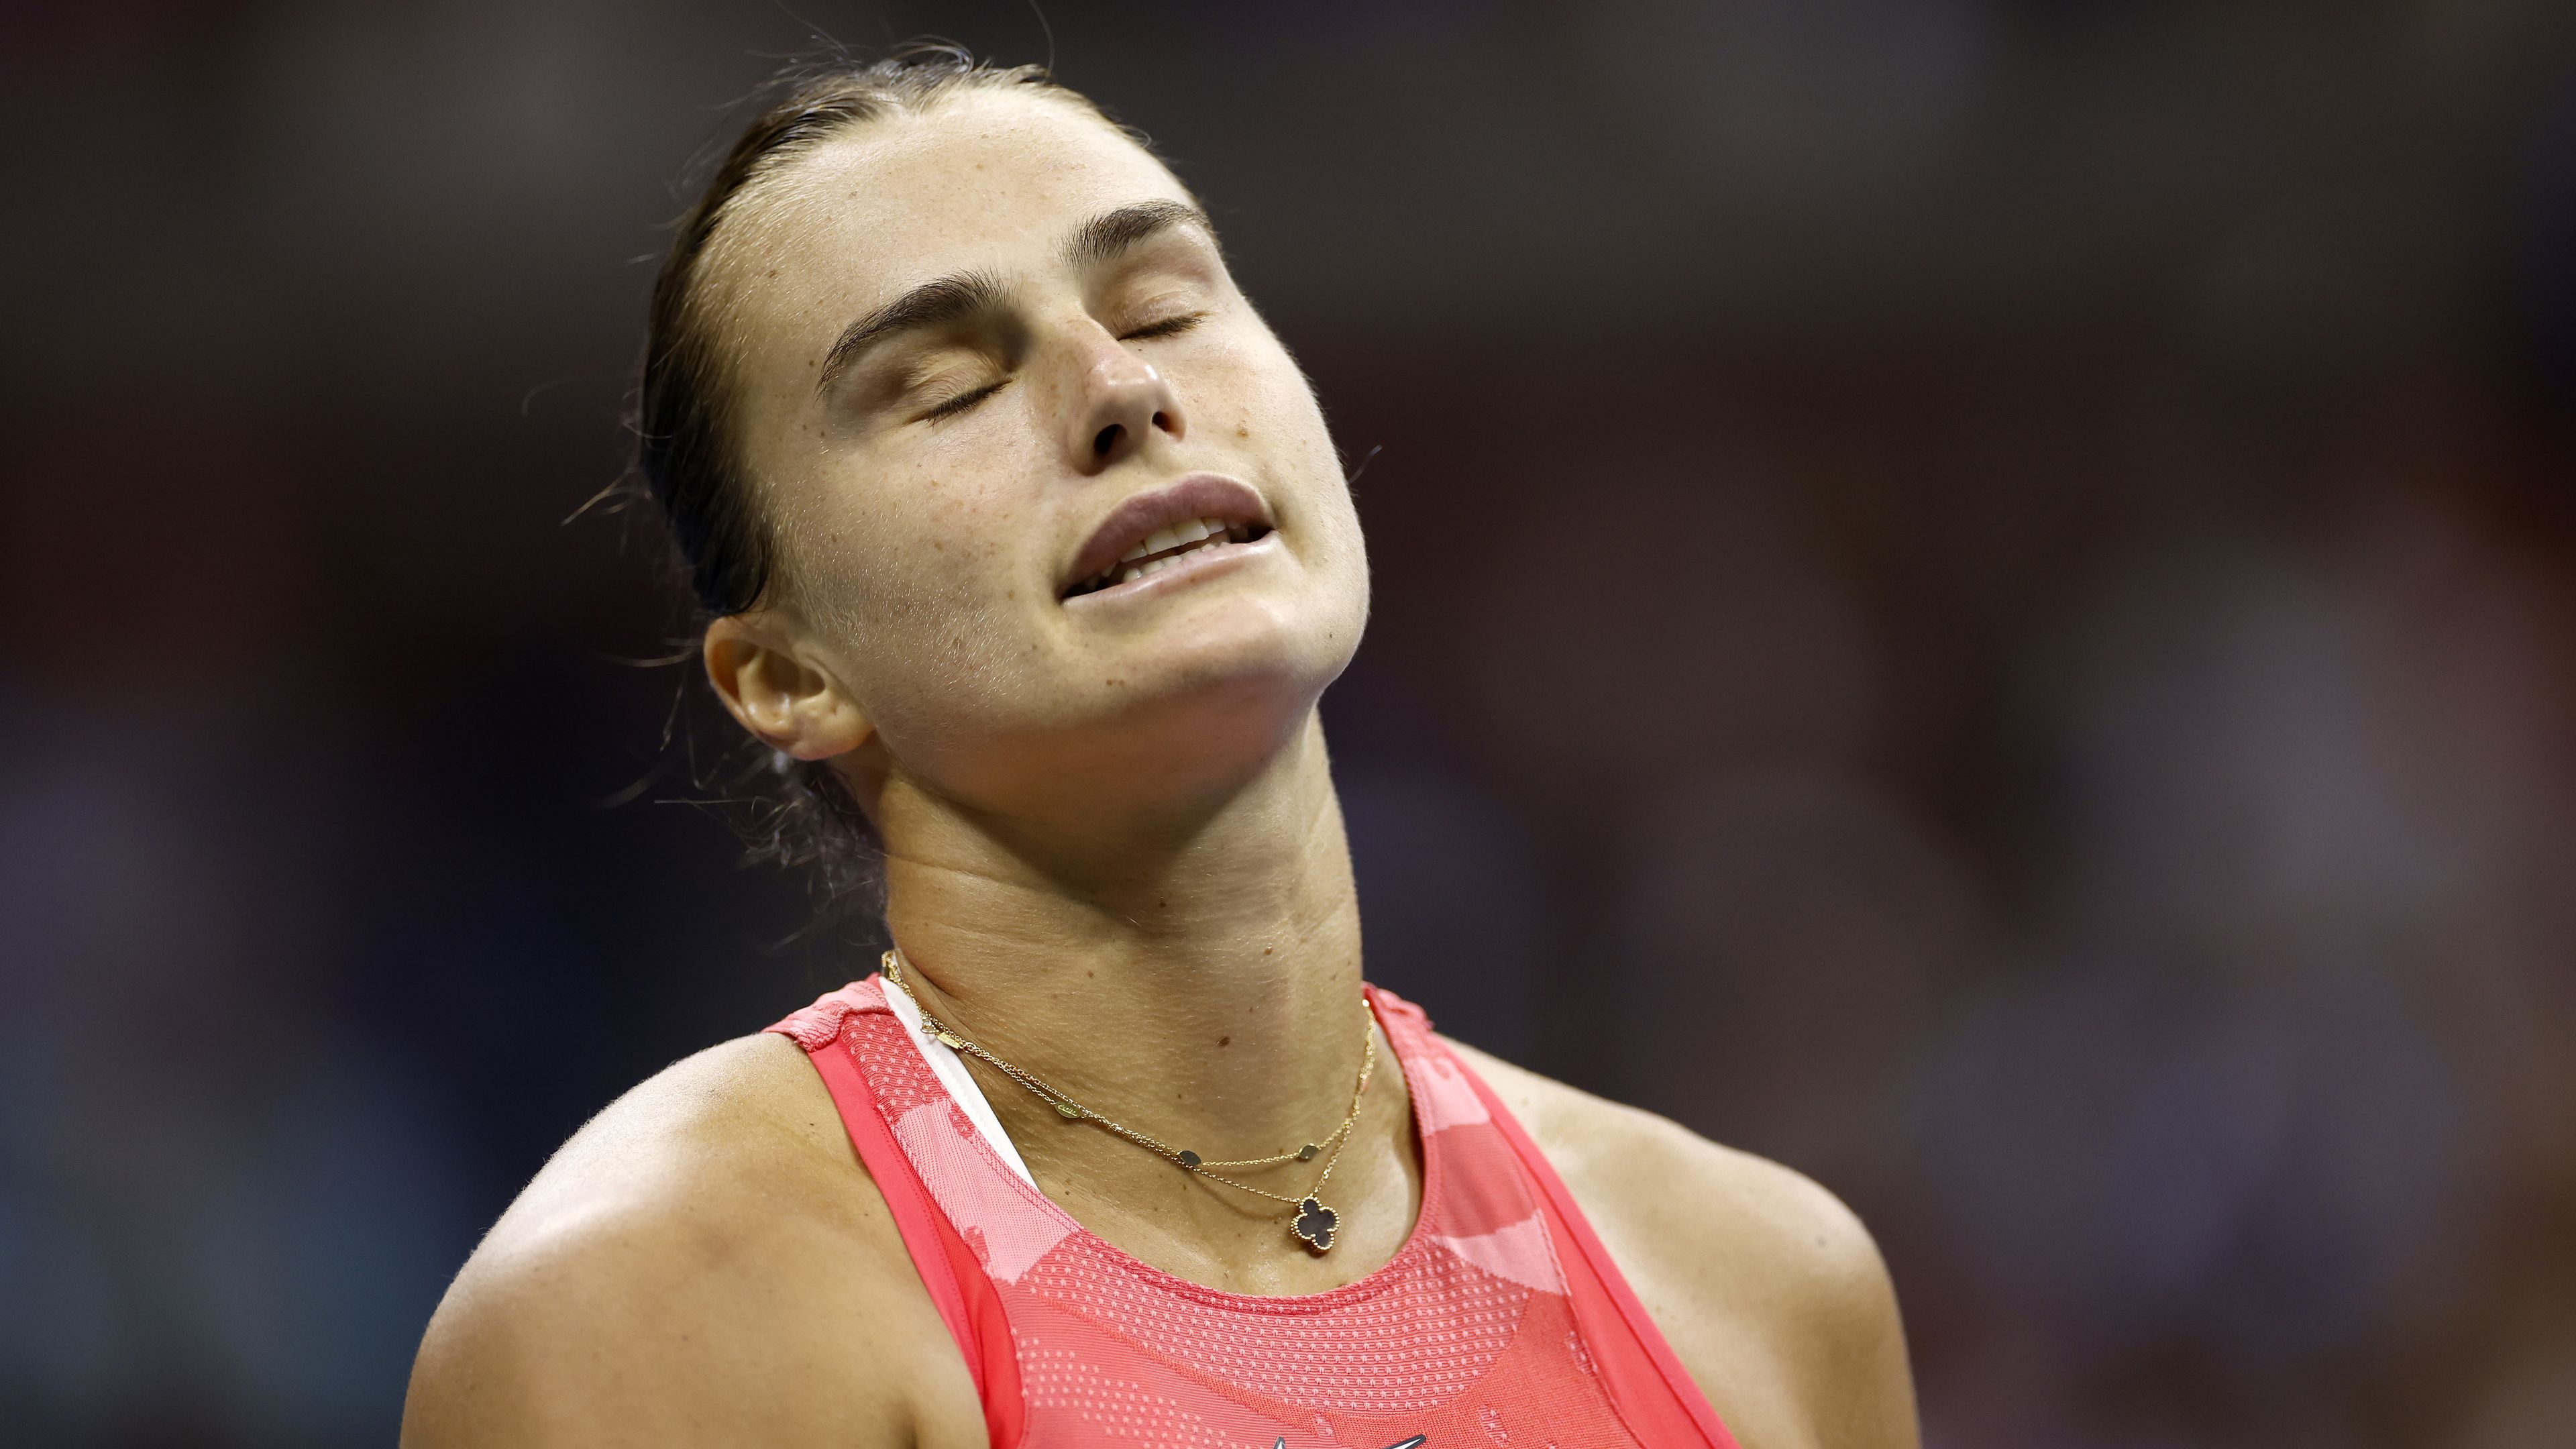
[768,977,1738,1449]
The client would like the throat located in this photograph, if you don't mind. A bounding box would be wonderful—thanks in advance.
[863,716,1401,1286]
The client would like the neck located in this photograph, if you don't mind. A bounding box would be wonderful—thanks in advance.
[879,710,1364,1139]
[869,712,1409,1287]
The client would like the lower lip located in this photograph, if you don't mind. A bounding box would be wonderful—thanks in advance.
[1062,533,1279,610]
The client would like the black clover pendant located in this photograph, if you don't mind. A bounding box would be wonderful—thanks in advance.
[1291,1195,1338,1252]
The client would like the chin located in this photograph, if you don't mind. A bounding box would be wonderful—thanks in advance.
[945,605,1358,822]
[1097,601,1350,755]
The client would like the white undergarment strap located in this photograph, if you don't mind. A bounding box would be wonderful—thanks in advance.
[879,971,1039,1187]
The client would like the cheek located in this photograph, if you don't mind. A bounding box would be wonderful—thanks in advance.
[1228,350,1364,571]
[790,465,1034,690]
[1215,335,1321,438]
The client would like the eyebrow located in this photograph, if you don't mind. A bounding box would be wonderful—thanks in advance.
[814,199,1215,396]
[814,269,1010,395]
[1063,199,1212,268]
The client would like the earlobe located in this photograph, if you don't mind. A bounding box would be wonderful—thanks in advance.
[702,616,873,761]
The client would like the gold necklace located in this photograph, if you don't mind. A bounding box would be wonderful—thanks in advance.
[879,949,1374,1254]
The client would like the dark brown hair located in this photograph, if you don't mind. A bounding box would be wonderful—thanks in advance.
[632,46,1128,918]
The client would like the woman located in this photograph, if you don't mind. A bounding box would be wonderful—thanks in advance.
[402,51,1917,1449]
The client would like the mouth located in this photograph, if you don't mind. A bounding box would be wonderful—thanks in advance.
[1061,474,1276,601]
[1063,517,1273,598]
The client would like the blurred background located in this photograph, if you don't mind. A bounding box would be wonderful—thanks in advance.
[3,1,2573,1444]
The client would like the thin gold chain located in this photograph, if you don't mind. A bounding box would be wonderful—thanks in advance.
[879,949,1374,1210]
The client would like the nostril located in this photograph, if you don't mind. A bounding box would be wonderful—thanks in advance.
[1092,423,1123,457]
[1151,410,1171,433]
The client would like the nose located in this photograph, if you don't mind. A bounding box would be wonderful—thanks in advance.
[1064,326,1185,474]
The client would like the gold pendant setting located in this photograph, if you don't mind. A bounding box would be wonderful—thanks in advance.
[1292,1195,1339,1252]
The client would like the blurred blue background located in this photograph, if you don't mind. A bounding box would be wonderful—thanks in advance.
[3,2,2573,1444]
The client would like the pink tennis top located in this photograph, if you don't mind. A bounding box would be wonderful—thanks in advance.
[769,977,1739,1449]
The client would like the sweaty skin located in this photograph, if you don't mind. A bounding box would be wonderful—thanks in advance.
[400,87,1918,1449]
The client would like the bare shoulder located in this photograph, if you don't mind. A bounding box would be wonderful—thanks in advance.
[1443,1038,1919,1449]
[399,1032,979,1449]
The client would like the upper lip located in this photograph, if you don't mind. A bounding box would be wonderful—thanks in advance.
[1061,474,1273,598]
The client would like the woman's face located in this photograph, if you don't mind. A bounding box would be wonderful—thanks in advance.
[706,89,1368,824]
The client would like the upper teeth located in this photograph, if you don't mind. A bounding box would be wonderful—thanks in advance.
[1122,517,1220,562]
[1089,517,1249,591]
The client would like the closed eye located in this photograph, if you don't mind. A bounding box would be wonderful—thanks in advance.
[920,379,1008,423]
[1118,312,1205,341]
[915,312,1197,422]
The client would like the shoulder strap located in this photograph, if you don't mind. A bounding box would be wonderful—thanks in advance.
[1440,1037,1741,1449]
[770,1000,1026,1449]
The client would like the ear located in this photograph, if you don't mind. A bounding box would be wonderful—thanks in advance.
[702,612,873,761]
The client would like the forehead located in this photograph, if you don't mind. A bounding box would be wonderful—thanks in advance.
[710,89,1195,341]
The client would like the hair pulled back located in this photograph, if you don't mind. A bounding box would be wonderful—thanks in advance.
[631,46,1122,920]
[639,46,1104,616]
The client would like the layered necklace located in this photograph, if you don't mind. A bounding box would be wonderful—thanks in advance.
[879,949,1375,1254]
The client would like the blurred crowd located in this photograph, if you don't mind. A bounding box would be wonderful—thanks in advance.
[2,2,2571,1445]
